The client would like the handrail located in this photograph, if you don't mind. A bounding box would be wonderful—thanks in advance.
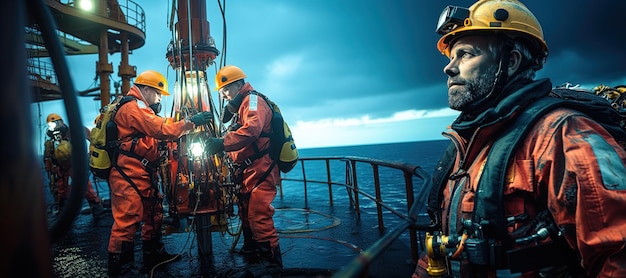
[55,0,146,34]
[279,156,434,277]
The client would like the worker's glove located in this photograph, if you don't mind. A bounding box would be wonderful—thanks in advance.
[190,111,213,126]
[205,138,225,155]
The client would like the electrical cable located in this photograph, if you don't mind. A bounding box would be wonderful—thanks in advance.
[28,0,88,244]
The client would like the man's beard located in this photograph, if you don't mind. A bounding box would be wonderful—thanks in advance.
[448,67,498,111]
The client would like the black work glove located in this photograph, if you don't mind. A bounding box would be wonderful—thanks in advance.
[190,111,213,126]
[206,138,225,155]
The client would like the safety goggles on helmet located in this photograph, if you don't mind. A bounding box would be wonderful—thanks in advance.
[435,0,548,58]
[436,6,470,35]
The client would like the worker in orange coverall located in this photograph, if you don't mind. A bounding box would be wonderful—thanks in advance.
[205,65,283,269]
[43,113,106,220]
[107,70,212,276]
[413,0,626,277]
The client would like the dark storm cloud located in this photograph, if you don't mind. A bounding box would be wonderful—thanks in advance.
[224,0,449,119]
[267,0,626,120]
[531,0,626,85]
[59,0,626,125]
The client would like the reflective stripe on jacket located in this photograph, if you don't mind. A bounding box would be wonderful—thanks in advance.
[223,83,272,162]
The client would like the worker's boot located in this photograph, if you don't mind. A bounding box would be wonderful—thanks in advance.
[108,241,134,277]
[239,226,257,256]
[257,241,283,268]
[142,235,181,271]
[88,200,107,220]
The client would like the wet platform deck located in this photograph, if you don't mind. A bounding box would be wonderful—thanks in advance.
[49,194,420,278]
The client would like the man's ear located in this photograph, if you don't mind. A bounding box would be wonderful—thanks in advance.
[507,50,522,76]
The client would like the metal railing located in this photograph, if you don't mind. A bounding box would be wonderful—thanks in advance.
[279,156,434,277]
[57,0,146,34]
[28,59,57,84]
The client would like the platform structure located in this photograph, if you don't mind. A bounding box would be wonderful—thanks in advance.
[48,156,430,277]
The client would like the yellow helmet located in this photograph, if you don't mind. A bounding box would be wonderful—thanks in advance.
[47,113,62,123]
[436,0,548,57]
[135,70,169,96]
[215,65,246,91]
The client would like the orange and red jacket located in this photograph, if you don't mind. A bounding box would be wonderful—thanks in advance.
[114,86,194,164]
[436,79,626,277]
[223,82,279,191]
[223,83,272,163]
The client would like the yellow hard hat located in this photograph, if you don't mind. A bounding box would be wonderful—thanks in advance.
[215,65,246,91]
[436,0,548,57]
[47,113,63,123]
[135,70,169,96]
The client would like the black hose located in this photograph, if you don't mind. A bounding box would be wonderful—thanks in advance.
[28,0,88,243]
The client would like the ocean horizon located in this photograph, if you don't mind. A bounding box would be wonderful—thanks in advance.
[42,139,451,212]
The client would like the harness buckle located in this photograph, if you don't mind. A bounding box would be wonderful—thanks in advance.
[244,158,252,166]
[141,158,150,167]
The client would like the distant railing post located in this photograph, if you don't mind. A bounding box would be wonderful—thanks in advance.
[325,159,333,206]
[404,170,418,263]
[350,160,360,218]
[372,164,384,231]
[300,159,308,209]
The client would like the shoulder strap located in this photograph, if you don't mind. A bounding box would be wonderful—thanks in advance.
[427,142,456,231]
[476,89,626,240]
[116,95,137,111]
[473,97,563,240]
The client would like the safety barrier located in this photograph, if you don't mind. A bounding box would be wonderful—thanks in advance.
[56,0,146,33]
[279,156,434,277]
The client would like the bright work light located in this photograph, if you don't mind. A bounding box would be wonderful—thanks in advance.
[189,142,205,157]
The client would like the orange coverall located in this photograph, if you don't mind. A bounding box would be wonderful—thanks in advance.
[44,136,101,207]
[107,86,195,254]
[223,83,281,249]
[415,79,626,277]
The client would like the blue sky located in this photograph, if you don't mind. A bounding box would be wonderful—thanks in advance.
[31,0,626,152]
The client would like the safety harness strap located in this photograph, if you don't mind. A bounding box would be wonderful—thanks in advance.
[112,137,159,201]
[468,97,564,271]
[429,92,617,273]
[427,142,456,231]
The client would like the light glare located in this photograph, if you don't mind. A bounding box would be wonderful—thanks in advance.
[190,142,204,157]
[79,0,93,11]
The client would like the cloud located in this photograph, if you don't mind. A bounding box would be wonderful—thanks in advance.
[295,107,458,128]
[292,108,457,143]
[258,54,304,98]
[266,55,302,78]
[290,109,458,149]
[30,0,626,152]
